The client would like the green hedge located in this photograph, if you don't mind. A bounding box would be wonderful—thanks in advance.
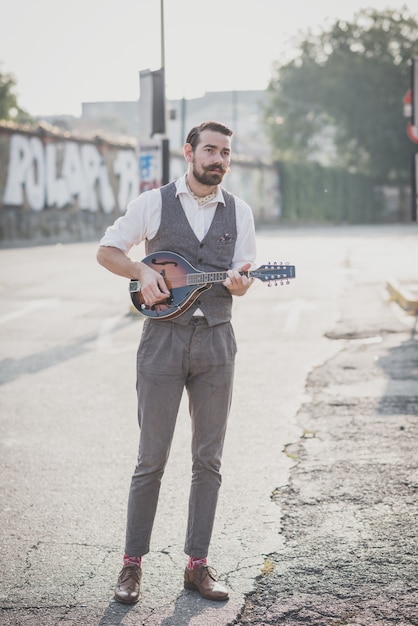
[277,161,380,223]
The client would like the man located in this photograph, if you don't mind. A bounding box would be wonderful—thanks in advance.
[97,121,256,604]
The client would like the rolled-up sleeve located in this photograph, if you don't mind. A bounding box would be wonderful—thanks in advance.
[231,197,257,270]
[99,188,162,252]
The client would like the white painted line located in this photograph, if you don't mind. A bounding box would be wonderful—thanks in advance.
[96,315,126,351]
[273,299,317,333]
[0,299,61,325]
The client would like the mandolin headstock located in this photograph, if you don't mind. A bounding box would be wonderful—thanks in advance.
[251,262,296,286]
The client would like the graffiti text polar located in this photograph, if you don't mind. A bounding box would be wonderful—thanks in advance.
[3,134,139,212]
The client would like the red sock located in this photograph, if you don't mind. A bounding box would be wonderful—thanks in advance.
[187,556,207,570]
[123,554,142,568]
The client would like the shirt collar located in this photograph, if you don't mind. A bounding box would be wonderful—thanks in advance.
[176,174,225,205]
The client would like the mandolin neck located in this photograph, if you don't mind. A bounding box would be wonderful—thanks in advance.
[188,270,248,285]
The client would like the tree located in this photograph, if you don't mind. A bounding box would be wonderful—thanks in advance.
[264,7,418,183]
[0,65,29,122]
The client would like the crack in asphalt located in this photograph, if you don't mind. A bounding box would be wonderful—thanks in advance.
[228,332,418,625]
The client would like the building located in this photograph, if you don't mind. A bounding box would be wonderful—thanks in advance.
[81,89,272,159]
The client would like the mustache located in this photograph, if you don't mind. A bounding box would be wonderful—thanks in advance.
[205,165,227,174]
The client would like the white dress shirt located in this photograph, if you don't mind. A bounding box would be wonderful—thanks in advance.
[100,174,257,269]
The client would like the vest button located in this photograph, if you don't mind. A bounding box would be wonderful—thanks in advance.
[199,243,204,248]
[198,258,203,264]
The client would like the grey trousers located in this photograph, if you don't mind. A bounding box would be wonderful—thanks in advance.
[125,316,237,558]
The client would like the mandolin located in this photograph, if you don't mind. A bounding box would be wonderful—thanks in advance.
[130,251,296,320]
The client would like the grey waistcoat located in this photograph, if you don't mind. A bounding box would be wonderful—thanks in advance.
[146,181,237,326]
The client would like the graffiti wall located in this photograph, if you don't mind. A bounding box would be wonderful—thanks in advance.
[0,122,281,246]
[0,122,139,244]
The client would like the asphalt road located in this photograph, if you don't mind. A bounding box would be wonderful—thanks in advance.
[1,224,417,625]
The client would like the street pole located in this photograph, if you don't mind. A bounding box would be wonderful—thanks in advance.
[160,0,165,71]
[160,0,169,184]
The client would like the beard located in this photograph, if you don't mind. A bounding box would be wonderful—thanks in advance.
[192,160,227,187]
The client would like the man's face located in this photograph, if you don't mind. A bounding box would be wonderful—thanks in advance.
[189,130,232,187]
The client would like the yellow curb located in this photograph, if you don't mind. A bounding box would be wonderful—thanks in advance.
[387,279,418,315]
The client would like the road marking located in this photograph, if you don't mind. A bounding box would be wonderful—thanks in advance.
[273,299,317,333]
[96,315,128,351]
[0,299,61,325]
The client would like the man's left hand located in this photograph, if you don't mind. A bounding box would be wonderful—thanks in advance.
[223,263,253,296]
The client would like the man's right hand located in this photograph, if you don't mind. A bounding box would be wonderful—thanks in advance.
[96,245,170,307]
[136,262,170,307]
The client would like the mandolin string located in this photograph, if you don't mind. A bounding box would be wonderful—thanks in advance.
[165,272,229,287]
[163,267,292,287]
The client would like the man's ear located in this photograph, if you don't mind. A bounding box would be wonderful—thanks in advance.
[184,143,193,162]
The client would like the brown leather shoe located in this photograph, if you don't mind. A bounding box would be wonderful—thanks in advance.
[114,564,141,604]
[184,565,229,601]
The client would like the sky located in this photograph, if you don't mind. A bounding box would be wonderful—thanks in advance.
[1,0,417,117]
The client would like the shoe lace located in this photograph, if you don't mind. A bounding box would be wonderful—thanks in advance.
[120,565,141,583]
[204,566,218,581]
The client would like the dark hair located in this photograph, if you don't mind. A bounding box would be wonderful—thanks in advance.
[186,121,233,150]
